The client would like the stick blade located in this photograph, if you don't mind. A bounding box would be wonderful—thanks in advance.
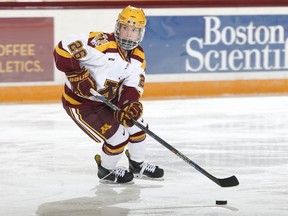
[218,175,239,187]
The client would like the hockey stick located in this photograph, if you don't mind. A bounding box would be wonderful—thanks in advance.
[90,88,239,187]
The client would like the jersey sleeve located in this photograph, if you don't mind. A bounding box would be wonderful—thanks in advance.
[53,32,104,74]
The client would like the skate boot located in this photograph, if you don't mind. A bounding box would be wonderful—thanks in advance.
[95,154,134,184]
[125,150,164,180]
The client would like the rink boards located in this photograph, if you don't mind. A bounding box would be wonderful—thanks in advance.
[1,5,288,102]
[2,79,288,103]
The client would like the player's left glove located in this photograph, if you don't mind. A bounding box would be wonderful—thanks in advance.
[114,101,143,127]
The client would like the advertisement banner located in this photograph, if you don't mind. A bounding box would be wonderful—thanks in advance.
[142,15,288,74]
[0,17,54,82]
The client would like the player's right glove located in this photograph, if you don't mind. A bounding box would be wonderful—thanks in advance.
[66,67,96,98]
[114,101,143,127]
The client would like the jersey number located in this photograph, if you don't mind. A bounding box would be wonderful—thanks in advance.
[68,40,87,60]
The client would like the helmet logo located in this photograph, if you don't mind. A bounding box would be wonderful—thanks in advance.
[127,20,137,26]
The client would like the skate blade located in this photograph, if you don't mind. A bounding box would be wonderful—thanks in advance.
[99,179,135,185]
[133,174,164,181]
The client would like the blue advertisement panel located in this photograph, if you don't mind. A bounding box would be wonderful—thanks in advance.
[142,15,288,74]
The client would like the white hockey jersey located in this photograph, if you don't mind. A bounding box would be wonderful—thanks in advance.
[54,31,146,107]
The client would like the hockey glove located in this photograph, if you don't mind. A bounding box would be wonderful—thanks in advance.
[114,101,143,127]
[66,67,96,98]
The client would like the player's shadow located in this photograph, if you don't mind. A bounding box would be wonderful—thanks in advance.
[36,183,162,216]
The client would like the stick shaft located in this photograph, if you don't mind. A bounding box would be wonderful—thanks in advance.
[90,88,239,187]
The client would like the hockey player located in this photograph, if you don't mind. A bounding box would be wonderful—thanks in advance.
[53,5,164,183]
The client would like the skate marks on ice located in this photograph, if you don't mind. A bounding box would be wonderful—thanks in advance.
[130,205,238,215]
[36,183,162,216]
[36,182,238,216]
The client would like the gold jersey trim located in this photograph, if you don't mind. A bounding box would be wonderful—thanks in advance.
[132,48,146,69]
[133,47,145,60]
[104,144,126,154]
[96,41,118,53]
[63,91,82,105]
[55,44,72,58]
[68,107,103,143]
[141,59,146,70]
[130,133,146,142]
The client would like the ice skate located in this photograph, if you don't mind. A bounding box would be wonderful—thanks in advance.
[125,150,164,181]
[95,154,134,184]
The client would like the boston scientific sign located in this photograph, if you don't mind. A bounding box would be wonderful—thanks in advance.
[185,16,288,72]
[143,15,288,74]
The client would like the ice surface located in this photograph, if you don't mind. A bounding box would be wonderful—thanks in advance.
[1,96,288,216]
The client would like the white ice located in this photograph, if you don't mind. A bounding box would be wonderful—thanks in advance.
[1,96,288,216]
